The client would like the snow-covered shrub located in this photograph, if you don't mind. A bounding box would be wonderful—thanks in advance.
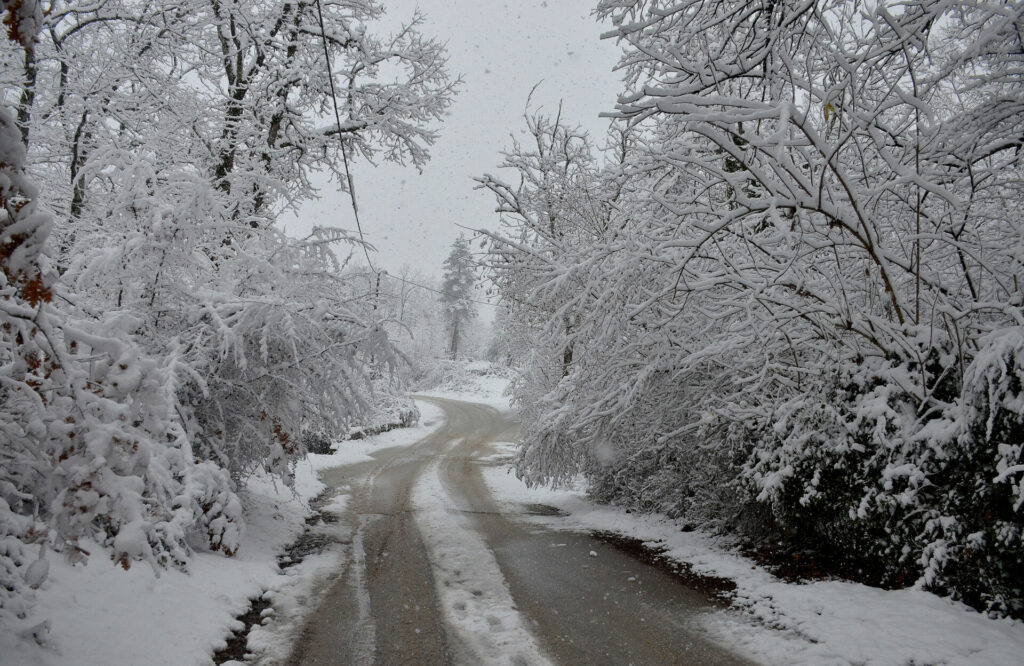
[0,497,37,622]
[422,359,482,394]
[570,370,754,530]
[920,327,1024,616]
[747,329,1024,614]
[745,348,944,587]
[368,384,420,430]
[1,306,246,577]
[344,380,420,442]
[512,376,586,488]
[178,461,243,557]
[1,105,241,626]
[962,328,1024,514]
[62,153,388,484]
[180,272,387,484]
[1,93,63,623]
[587,434,745,525]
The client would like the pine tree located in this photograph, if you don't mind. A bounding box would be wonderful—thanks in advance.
[440,235,477,359]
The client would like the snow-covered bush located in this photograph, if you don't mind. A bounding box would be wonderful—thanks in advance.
[748,328,1024,615]
[746,336,959,586]
[58,152,386,484]
[1,321,245,619]
[0,108,241,628]
[0,85,52,624]
[924,328,1024,616]
[418,358,505,394]
[343,379,420,442]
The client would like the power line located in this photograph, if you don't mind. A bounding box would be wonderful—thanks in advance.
[313,0,498,310]
[380,271,500,308]
[314,0,375,273]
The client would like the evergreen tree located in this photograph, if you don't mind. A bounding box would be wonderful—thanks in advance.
[440,235,477,359]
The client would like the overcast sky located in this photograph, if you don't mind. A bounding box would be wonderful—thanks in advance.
[281,1,623,289]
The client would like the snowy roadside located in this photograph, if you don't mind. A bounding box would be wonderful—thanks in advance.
[0,400,445,666]
[0,468,325,666]
[414,362,513,412]
[480,441,1024,666]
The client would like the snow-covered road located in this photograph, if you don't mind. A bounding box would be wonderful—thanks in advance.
[285,397,748,665]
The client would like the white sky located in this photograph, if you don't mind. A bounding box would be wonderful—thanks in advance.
[281,0,623,286]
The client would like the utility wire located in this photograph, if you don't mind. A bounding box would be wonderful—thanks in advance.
[380,271,500,308]
[314,0,374,272]
[313,0,497,309]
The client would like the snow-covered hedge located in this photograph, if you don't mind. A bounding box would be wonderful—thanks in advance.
[749,329,1023,615]
[1,105,242,633]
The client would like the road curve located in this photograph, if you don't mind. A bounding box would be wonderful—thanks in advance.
[286,397,751,665]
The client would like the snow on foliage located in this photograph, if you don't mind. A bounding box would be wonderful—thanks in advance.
[440,234,478,359]
[1,0,455,634]
[482,0,1024,617]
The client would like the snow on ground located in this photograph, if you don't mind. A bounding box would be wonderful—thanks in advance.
[0,400,446,666]
[0,468,323,666]
[481,441,1024,666]
[411,457,552,666]
[415,361,513,411]
[234,536,345,666]
[305,399,448,471]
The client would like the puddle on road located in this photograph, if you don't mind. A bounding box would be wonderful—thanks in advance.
[591,530,737,601]
[521,503,568,517]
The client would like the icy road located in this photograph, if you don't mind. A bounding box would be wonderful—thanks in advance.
[286,397,750,665]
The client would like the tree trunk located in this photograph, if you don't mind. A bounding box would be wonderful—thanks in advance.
[449,322,460,360]
[18,44,36,147]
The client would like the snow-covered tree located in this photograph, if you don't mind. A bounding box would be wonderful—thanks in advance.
[1,1,240,635]
[1,0,457,629]
[483,0,1024,616]
[477,108,625,486]
[1,0,457,479]
[379,266,450,382]
[440,234,477,359]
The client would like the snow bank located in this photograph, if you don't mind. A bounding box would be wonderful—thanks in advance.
[416,361,513,411]
[305,399,446,470]
[0,468,322,666]
[480,442,1024,666]
[0,399,445,666]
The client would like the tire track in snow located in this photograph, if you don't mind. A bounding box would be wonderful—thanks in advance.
[412,455,552,666]
[347,515,376,665]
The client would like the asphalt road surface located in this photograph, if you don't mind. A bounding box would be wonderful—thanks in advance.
[286,397,751,666]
